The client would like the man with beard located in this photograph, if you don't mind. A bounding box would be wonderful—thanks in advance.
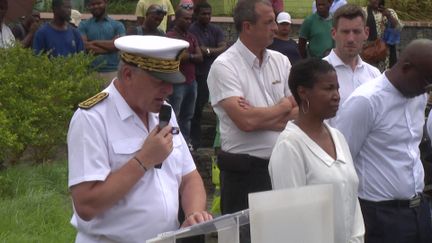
[166,8,202,147]
[0,0,14,48]
[78,0,125,85]
[127,4,166,36]
[323,4,380,125]
[33,0,84,56]
[334,39,432,243]
[12,10,40,48]
[188,1,226,151]
[267,11,302,65]
[298,0,333,58]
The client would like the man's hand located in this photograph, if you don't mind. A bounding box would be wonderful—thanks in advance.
[135,125,173,168]
[237,97,252,110]
[181,211,213,228]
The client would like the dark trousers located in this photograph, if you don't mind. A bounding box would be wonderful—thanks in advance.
[217,151,272,243]
[360,195,432,243]
[190,74,210,149]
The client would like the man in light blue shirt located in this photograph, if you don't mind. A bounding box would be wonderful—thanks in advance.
[334,39,432,243]
[78,0,125,85]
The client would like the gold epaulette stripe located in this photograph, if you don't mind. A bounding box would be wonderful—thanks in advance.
[78,92,109,109]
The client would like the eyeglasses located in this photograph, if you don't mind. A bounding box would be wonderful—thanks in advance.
[180,3,194,10]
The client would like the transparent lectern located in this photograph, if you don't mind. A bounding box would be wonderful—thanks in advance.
[147,184,334,243]
[146,209,249,243]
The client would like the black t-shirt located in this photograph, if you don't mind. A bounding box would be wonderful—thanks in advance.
[268,38,302,65]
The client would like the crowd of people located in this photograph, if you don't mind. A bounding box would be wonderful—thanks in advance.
[1,0,432,242]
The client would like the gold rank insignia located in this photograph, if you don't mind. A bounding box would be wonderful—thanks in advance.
[78,92,109,109]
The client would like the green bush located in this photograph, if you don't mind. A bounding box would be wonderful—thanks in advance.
[0,45,103,165]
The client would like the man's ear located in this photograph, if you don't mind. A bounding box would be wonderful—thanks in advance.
[401,61,414,73]
[121,65,134,83]
[242,21,252,34]
[364,26,370,40]
[331,27,336,41]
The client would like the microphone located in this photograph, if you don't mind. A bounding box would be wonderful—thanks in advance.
[159,104,171,129]
[155,104,172,169]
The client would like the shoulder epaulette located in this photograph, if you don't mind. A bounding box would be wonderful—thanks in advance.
[78,92,109,109]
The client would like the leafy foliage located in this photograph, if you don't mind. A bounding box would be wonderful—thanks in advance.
[387,0,432,21]
[0,45,103,164]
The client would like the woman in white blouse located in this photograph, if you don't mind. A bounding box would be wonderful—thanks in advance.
[268,58,365,243]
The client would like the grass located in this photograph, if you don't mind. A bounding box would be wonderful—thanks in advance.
[0,161,76,243]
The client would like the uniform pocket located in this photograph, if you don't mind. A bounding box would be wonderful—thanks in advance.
[111,137,143,170]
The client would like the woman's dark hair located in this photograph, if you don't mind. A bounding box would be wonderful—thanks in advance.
[288,58,336,105]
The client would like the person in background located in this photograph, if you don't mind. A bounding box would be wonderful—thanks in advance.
[135,0,174,32]
[207,0,298,242]
[333,39,432,243]
[79,0,125,85]
[68,35,212,243]
[271,0,284,15]
[363,0,403,71]
[313,0,347,14]
[267,11,302,65]
[0,0,14,48]
[127,4,166,36]
[33,0,84,57]
[70,9,81,28]
[269,58,364,243]
[189,1,226,151]
[12,10,40,48]
[323,4,380,125]
[167,8,202,147]
[298,0,333,58]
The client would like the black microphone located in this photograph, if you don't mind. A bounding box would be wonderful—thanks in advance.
[155,104,172,168]
[159,104,171,129]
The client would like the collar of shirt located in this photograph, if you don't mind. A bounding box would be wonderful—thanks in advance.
[382,71,407,99]
[328,49,365,69]
[235,39,270,68]
[107,81,162,132]
[91,15,109,22]
[315,13,333,21]
[107,82,136,121]
[291,122,348,167]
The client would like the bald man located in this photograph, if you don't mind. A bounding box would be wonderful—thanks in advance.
[334,39,432,243]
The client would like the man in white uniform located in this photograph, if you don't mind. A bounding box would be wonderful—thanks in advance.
[334,39,432,243]
[67,35,212,243]
[207,0,297,241]
[324,4,380,125]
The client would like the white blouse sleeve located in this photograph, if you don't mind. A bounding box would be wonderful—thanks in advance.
[269,137,307,189]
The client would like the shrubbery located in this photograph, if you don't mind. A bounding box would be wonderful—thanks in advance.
[0,45,103,165]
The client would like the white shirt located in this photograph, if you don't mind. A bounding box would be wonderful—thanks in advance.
[427,107,432,143]
[312,0,348,14]
[323,50,381,125]
[0,23,15,48]
[333,73,427,201]
[207,39,292,159]
[68,82,196,243]
[269,121,364,243]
